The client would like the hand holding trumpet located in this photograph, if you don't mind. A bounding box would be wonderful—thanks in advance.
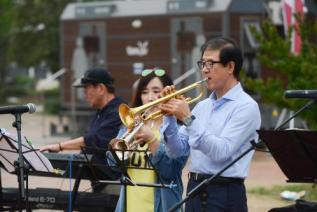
[133,124,155,145]
[133,124,160,152]
[159,85,192,123]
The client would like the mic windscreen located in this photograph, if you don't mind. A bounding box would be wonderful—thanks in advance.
[27,103,36,114]
[285,90,317,99]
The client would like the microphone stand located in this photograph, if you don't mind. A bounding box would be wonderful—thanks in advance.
[12,113,29,212]
[274,99,315,130]
[168,99,316,212]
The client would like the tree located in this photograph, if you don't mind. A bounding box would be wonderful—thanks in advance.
[0,0,113,103]
[6,0,74,72]
[0,1,15,103]
[243,13,317,128]
[0,0,75,103]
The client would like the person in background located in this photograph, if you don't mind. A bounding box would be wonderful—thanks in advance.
[110,68,188,212]
[40,67,126,192]
[160,37,261,211]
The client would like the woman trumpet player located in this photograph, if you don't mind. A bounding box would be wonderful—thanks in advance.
[110,68,188,212]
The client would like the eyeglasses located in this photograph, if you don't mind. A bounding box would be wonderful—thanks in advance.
[141,68,166,77]
[197,60,222,70]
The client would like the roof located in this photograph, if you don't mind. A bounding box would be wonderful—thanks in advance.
[228,0,266,13]
[60,0,232,20]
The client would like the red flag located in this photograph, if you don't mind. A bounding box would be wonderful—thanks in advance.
[282,0,305,55]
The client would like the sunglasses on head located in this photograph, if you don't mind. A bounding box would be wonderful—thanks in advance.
[141,68,166,77]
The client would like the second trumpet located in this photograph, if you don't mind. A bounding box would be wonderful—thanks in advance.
[108,122,144,160]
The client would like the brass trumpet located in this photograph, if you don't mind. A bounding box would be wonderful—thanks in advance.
[119,78,207,128]
[108,122,144,160]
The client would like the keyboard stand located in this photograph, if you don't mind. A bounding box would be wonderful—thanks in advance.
[71,163,83,209]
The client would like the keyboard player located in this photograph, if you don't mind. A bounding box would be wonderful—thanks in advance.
[40,68,126,193]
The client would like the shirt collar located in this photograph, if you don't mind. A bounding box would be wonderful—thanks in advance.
[209,82,242,102]
[222,82,242,101]
[97,96,125,113]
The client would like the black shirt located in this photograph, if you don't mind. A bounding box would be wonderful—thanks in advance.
[83,96,126,155]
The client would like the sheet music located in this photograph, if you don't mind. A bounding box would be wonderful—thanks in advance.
[0,128,54,173]
[0,131,18,173]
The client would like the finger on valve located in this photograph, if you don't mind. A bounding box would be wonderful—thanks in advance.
[161,85,173,97]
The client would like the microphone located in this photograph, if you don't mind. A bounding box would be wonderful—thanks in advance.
[284,90,317,99]
[0,103,36,115]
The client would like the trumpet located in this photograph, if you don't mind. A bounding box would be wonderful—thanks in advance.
[119,78,207,128]
[108,122,144,160]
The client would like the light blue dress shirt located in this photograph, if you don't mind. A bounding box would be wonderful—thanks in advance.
[161,83,261,178]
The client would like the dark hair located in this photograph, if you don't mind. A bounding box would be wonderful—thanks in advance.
[200,37,243,79]
[131,72,173,107]
[104,84,115,94]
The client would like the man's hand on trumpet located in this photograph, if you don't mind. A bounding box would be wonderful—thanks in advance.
[159,85,192,123]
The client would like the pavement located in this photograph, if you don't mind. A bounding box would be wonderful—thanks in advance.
[0,113,292,211]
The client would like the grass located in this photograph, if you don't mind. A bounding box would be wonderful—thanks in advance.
[248,184,317,201]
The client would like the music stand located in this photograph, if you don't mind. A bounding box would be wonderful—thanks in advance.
[0,129,54,211]
[257,99,317,212]
[258,129,317,183]
[257,98,317,183]
[66,145,122,211]
[0,130,54,173]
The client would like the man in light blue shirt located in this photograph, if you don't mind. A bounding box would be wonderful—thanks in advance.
[160,37,261,212]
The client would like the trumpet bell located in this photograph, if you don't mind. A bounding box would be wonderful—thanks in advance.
[119,104,135,129]
[109,138,129,160]
[109,138,128,151]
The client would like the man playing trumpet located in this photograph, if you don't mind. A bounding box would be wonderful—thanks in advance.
[160,37,261,212]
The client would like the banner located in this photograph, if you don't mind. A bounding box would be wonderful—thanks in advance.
[282,0,305,54]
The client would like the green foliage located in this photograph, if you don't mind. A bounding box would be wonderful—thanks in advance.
[0,1,15,86]
[0,0,101,106]
[243,17,317,128]
[0,84,5,104]
[5,75,37,97]
[6,0,73,71]
[42,88,60,115]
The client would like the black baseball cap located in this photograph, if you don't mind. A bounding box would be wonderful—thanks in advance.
[73,68,114,87]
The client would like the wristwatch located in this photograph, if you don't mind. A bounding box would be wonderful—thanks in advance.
[183,115,196,127]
